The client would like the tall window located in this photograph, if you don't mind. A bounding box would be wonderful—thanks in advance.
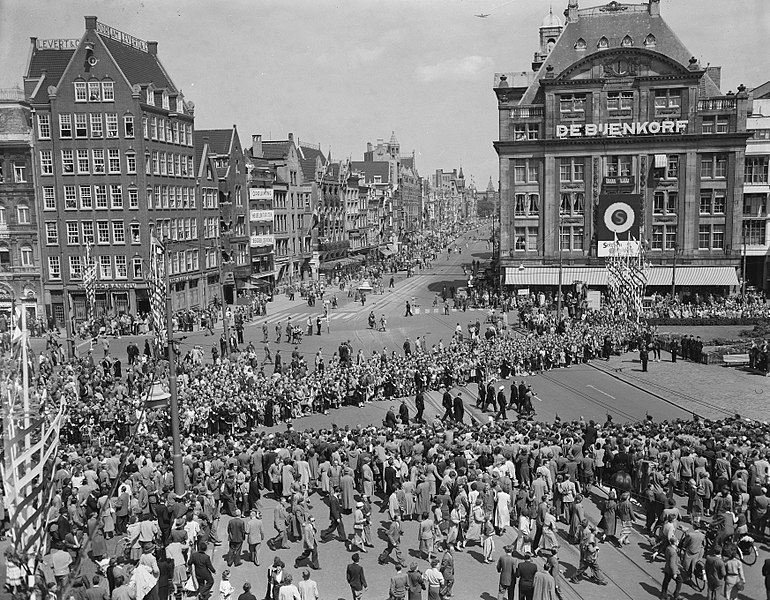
[101,81,114,101]
[702,115,729,134]
[108,149,121,173]
[58,114,72,138]
[95,185,108,209]
[92,149,105,174]
[743,220,766,245]
[82,222,94,244]
[115,256,127,279]
[698,224,725,250]
[79,185,92,209]
[560,192,585,216]
[651,224,677,250]
[112,221,125,244]
[37,113,51,139]
[654,89,681,113]
[701,154,728,179]
[513,123,539,141]
[42,186,56,210]
[513,159,539,183]
[665,155,679,180]
[16,204,30,224]
[605,155,632,177]
[61,150,74,174]
[559,158,584,182]
[124,115,134,138]
[75,114,88,138]
[99,255,112,279]
[40,150,53,175]
[66,221,80,245]
[20,246,33,267]
[700,190,726,214]
[63,186,77,210]
[90,113,103,138]
[132,256,143,279]
[128,189,139,209]
[110,184,123,209]
[45,222,58,245]
[88,81,101,102]
[745,157,769,184]
[559,225,584,251]
[97,221,110,244]
[106,113,119,138]
[74,82,87,102]
[77,149,89,174]
[69,256,83,279]
[48,256,61,280]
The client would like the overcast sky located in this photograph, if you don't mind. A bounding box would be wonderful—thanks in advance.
[1,0,768,189]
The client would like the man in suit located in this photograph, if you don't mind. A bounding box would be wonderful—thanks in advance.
[321,488,347,546]
[496,386,507,421]
[346,553,367,600]
[640,343,649,372]
[190,541,216,600]
[385,406,398,429]
[295,516,320,570]
[453,393,464,423]
[378,513,404,567]
[398,400,409,426]
[270,498,289,550]
[441,390,453,421]
[226,509,246,567]
[496,544,518,600]
[415,390,425,423]
[516,553,538,599]
[244,509,264,566]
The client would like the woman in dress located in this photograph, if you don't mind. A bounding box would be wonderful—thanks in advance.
[568,494,585,543]
[539,506,560,553]
[598,489,618,544]
[494,485,511,536]
[466,499,485,547]
[616,490,635,546]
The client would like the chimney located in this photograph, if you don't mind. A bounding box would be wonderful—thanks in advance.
[252,134,262,158]
[147,41,158,56]
[85,16,98,30]
[706,66,722,90]
[648,0,661,17]
[366,142,372,153]
[565,0,579,23]
[288,132,294,143]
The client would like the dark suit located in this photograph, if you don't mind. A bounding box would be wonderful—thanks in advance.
[516,560,538,600]
[190,551,215,599]
[453,394,464,423]
[322,493,347,542]
[346,562,367,597]
[226,517,246,566]
[497,554,518,600]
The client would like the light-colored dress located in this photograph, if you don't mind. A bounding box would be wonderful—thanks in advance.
[494,490,511,531]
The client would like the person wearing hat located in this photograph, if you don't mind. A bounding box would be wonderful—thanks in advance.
[265,557,285,600]
[496,386,507,421]
[352,502,367,552]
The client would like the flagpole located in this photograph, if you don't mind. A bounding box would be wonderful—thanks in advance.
[163,245,185,496]
[20,303,30,461]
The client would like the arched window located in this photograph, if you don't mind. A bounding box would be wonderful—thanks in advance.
[644,34,656,49]
[597,36,609,49]
[0,205,6,226]
[621,35,633,47]
[574,38,587,50]
[17,203,30,224]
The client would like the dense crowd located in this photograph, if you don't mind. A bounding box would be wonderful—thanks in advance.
[10,386,769,600]
[642,292,769,320]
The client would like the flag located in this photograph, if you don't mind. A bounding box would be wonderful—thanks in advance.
[82,243,97,320]
[149,233,167,348]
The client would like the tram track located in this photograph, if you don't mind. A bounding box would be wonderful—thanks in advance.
[537,370,641,422]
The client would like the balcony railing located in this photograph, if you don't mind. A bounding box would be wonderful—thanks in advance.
[510,105,545,119]
[698,97,737,111]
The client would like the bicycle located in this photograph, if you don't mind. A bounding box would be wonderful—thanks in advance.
[736,534,758,565]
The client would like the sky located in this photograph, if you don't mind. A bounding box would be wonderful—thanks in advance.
[1,0,769,189]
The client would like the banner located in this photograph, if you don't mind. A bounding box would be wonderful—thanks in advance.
[597,194,641,257]
[82,244,97,320]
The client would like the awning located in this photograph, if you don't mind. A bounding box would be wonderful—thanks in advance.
[646,266,739,287]
[504,267,608,286]
[378,246,395,257]
[654,154,667,168]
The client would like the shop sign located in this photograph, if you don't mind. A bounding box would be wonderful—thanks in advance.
[96,22,149,52]
[249,188,274,201]
[556,119,688,138]
[94,282,136,290]
[36,39,80,51]
[250,209,274,222]
[250,235,275,248]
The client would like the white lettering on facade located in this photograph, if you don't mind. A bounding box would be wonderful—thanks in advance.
[36,39,80,51]
[555,119,689,138]
[95,21,148,53]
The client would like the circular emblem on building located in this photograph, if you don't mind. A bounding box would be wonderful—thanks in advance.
[603,201,635,234]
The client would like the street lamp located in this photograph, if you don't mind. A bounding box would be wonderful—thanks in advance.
[670,241,683,299]
[557,216,564,318]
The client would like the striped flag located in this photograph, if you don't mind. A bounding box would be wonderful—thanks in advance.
[149,232,167,348]
[82,243,97,320]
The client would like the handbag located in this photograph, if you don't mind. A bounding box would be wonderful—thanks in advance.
[183,573,199,593]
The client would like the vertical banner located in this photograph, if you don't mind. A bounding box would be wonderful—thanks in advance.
[82,243,97,321]
[149,233,167,348]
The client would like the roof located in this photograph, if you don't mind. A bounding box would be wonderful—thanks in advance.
[98,35,174,90]
[26,49,76,103]
[520,2,719,104]
[195,129,233,155]
[752,81,770,100]
[401,156,415,169]
[261,140,293,160]
[298,145,327,181]
[542,8,563,28]
[0,102,32,142]
[350,161,390,184]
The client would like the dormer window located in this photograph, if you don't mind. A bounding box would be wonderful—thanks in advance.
[145,87,154,105]
[162,91,169,110]
[644,34,656,49]
[574,38,587,51]
[621,35,633,47]
[597,36,609,49]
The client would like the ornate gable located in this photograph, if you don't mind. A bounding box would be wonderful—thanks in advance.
[555,48,694,82]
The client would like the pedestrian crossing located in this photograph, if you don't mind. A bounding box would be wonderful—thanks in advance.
[244,306,480,327]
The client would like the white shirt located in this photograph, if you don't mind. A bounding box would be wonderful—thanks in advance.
[297,579,319,600]
[278,583,301,600]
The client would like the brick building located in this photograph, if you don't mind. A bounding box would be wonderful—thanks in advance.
[495,0,751,294]
[0,88,44,320]
[24,17,210,325]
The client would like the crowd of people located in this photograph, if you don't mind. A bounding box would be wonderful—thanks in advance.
[12,381,769,600]
[642,292,769,321]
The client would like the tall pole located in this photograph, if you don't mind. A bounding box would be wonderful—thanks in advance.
[557,218,563,318]
[164,249,184,496]
[671,242,678,299]
[742,230,747,298]
[218,230,230,356]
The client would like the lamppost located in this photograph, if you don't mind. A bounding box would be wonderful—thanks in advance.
[557,216,564,318]
[741,228,748,298]
[670,241,682,299]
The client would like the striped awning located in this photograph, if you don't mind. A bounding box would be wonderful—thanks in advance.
[504,267,608,286]
[504,265,739,287]
[646,266,739,287]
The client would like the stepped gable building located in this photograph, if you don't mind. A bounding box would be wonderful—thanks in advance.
[494,0,751,293]
[24,16,204,323]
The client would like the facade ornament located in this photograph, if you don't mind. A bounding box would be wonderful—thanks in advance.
[600,1,628,12]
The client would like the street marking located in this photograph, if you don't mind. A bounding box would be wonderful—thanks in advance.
[587,384,616,399]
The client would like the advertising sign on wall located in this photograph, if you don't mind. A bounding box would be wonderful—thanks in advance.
[249,235,275,248]
[249,188,274,201]
[249,209,274,222]
[596,193,641,257]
